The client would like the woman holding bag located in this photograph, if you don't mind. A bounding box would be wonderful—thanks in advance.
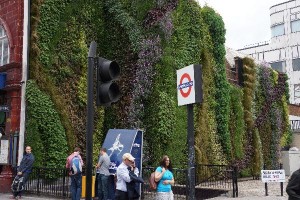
[154,155,174,200]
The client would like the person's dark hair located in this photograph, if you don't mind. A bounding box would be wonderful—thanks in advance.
[23,146,32,155]
[25,146,31,150]
[74,147,81,152]
[160,155,172,172]
[101,147,107,152]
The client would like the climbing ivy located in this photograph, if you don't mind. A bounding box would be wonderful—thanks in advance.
[25,80,68,168]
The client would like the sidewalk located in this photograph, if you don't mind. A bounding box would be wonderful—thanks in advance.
[210,177,288,200]
[0,193,64,200]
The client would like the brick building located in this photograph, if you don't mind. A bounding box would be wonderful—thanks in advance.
[0,0,28,192]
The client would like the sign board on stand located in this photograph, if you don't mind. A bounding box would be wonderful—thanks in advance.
[177,64,203,200]
[261,170,286,182]
[102,129,143,199]
[177,64,203,106]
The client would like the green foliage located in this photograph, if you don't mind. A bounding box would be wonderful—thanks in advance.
[27,0,291,173]
[229,85,245,159]
[25,80,68,168]
[254,67,291,169]
[144,91,178,165]
[241,57,261,174]
[195,50,226,166]
[104,0,143,52]
[281,95,293,147]
[25,119,44,167]
[201,6,231,159]
[30,0,76,153]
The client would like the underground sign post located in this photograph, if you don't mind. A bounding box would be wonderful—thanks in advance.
[177,64,203,200]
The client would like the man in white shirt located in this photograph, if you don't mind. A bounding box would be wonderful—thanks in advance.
[115,153,139,200]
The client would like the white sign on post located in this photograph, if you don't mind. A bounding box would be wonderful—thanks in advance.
[0,139,9,164]
[177,64,202,106]
[261,170,286,182]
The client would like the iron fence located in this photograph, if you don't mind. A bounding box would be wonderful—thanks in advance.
[195,164,238,198]
[16,167,71,198]
[13,164,237,199]
[141,167,187,199]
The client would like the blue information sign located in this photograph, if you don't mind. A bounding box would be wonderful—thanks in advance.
[102,129,143,199]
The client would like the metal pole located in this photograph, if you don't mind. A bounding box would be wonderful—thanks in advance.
[232,169,235,198]
[235,166,238,197]
[264,164,268,196]
[280,163,283,196]
[187,104,195,200]
[86,41,97,200]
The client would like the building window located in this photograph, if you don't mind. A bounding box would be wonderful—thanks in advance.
[292,58,300,71]
[0,25,9,66]
[270,61,286,72]
[291,20,300,33]
[271,24,285,37]
[295,84,300,100]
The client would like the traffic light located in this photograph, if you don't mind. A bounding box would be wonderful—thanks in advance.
[96,57,121,106]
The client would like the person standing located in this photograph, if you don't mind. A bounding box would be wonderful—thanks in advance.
[66,147,84,200]
[95,150,101,198]
[96,148,111,200]
[11,146,35,199]
[286,167,300,200]
[115,153,139,200]
[154,155,174,200]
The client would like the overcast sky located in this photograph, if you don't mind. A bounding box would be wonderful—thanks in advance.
[196,0,286,49]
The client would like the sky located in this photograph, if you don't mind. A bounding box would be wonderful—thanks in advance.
[196,0,286,49]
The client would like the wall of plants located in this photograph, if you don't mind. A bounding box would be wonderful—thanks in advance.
[26,0,291,173]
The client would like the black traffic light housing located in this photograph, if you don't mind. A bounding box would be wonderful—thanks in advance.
[96,57,121,106]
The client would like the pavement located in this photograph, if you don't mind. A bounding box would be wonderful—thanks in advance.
[0,178,290,200]
[0,193,289,200]
[0,193,64,200]
[210,178,289,200]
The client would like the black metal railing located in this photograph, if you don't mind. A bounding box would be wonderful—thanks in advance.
[141,167,188,199]
[13,165,237,199]
[195,164,238,198]
[19,167,71,198]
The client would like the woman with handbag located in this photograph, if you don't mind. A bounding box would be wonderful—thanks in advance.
[154,155,174,200]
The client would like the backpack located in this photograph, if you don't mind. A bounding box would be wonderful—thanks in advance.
[70,155,82,175]
[149,172,157,190]
[11,175,24,192]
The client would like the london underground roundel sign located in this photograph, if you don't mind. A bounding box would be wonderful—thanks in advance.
[177,64,203,106]
[179,73,193,98]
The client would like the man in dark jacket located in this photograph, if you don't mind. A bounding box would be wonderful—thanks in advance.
[126,167,144,199]
[286,168,300,200]
[11,146,35,199]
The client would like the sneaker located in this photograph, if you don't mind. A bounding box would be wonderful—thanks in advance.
[9,196,16,200]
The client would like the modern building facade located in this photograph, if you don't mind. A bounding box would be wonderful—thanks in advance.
[238,0,300,104]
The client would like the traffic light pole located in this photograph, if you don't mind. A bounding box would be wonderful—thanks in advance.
[86,41,97,200]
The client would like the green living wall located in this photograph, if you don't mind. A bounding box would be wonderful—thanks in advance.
[26,0,291,172]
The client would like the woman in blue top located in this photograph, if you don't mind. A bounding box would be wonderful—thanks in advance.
[154,155,174,200]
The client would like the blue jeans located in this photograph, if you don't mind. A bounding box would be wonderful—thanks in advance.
[108,175,116,200]
[98,174,109,200]
[70,173,82,200]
